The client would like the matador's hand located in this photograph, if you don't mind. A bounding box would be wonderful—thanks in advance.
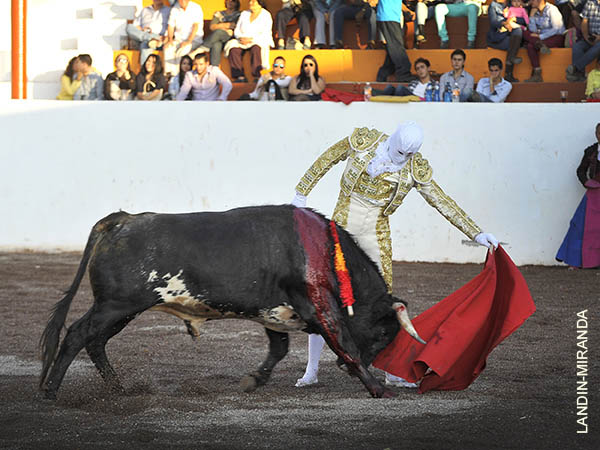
[475,232,499,249]
[291,192,307,208]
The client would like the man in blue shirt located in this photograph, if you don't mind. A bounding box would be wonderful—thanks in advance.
[470,57,513,102]
[376,0,414,82]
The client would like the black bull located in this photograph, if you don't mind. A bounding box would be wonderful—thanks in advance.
[40,205,424,399]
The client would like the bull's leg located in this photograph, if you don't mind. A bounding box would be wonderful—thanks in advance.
[85,317,132,392]
[43,311,93,399]
[240,328,289,393]
[316,324,395,399]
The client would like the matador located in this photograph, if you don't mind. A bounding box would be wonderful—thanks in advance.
[291,121,499,388]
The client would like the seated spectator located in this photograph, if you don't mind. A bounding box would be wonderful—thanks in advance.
[288,54,326,100]
[73,54,104,100]
[164,0,204,75]
[168,55,194,99]
[241,56,292,100]
[104,53,136,100]
[439,49,474,101]
[225,0,274,83]
[136,54,167,101]
[332,0,377,49]
[570,0,590,36]
[523,0,565,83]
[505,0,529,29]
[435,0,483,49]
[585,54,600,99]
[175,52,232,101]
[378,57,437,98]
[470,57,512,102]
[415,0,438,46]
[376,0,414,82]
[196,0,241,66]
[567,0,600,82]
[487,0,523,82]
[126,0,171,66]
[312,0,342,49]
[555,0,575,29]
[56,57,82,100]
[276,1,314,50]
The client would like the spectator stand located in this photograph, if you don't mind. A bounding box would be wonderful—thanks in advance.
[120,0,592,102]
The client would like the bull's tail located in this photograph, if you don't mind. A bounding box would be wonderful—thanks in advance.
[39,212,124,388]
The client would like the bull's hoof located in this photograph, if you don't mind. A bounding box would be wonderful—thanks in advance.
[239,375,258,393]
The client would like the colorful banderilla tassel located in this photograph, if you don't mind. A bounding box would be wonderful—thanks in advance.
[329,220,356,316]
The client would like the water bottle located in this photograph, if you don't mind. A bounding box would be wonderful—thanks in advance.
[268,82,276,101]
[443,82,452,102]
[433,82,440,102]
[363,82,372,101]
[452,81,460,103]
[425,83,433,102]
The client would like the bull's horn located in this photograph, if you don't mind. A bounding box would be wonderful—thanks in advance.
[393,302,426,345]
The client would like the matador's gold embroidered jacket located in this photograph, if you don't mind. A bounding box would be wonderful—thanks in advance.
[295,127,482,240]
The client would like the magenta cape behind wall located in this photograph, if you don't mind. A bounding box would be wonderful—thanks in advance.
[373,246,536,394]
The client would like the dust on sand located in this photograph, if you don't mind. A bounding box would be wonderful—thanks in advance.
[0,253,598,449]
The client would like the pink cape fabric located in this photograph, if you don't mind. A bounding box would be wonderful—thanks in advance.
[582,184,600,268]
[373,246,536,393]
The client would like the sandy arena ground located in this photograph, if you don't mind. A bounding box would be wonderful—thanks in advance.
[0,252,598,449]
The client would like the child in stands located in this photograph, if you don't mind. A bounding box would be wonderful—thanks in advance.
[503,0,529,30]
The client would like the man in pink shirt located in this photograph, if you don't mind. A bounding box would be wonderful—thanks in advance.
[176,53,232,101]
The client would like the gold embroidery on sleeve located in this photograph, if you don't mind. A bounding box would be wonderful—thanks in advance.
[411,152,433,184]
[417,180,482,239]
[295,137,351,196]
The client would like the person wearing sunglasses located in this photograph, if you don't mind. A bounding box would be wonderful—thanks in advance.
[104,53,136,100]
[288,54,326,101]
[242,56,292,100]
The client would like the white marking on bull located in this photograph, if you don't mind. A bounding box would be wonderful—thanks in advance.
[149,270,235,320]
[153,270,194,302]
[147,270,159,282]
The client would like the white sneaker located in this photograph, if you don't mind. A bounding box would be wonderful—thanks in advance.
[295,375,318,387]
[385,374,418,388]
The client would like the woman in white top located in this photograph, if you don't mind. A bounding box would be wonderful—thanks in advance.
[244,56,292,100]
[224,0,274,82]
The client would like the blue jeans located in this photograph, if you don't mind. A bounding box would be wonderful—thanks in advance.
[383,85,413,96]
[313,6,339,45]
[333,5,376,43]
[126,24,162,65]
[435,3,479,42]
[573,39,600,72]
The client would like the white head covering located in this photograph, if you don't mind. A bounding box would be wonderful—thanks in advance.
[367,121,424,178]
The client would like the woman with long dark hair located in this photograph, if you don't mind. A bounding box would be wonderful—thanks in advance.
[104,53,136,100]
[136,54,167,101]
[168,55,194,99]
[288,54,325,101]
[56,56,82,100]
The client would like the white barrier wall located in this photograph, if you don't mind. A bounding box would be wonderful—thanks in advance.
[1,100,597,265]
